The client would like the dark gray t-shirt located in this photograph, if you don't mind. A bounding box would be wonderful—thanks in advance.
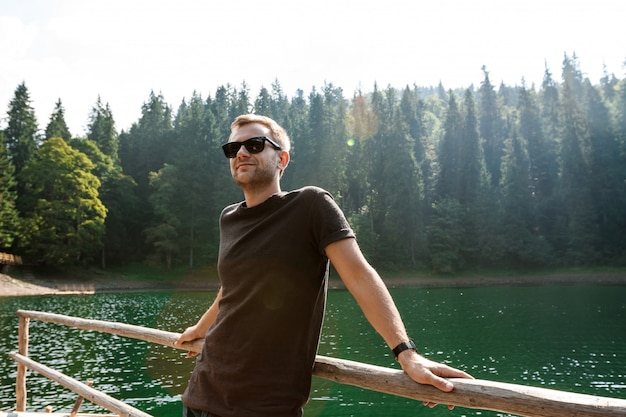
[182,186,355,417]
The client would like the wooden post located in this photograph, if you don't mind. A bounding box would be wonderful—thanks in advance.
[69,380,94,417]
[16,315,29,411]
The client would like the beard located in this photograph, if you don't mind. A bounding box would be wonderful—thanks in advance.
[232,157,278,191]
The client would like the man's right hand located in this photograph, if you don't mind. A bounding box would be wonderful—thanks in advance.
[174,325,202,357]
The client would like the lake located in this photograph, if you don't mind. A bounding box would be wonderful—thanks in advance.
[1,284,625,417]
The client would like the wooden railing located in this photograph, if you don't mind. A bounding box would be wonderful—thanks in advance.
[10,309,626,417]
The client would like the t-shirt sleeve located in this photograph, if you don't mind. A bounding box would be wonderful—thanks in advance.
[308,188,355,254]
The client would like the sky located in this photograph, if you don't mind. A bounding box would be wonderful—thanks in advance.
[1,0,625,137]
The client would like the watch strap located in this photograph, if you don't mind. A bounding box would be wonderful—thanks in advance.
[392,340,418,359]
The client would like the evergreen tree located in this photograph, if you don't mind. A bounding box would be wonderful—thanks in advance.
[599,64,619,102]
[145,164,181,270]
[518,84,559,250]
[428,198,465,273]
[270,79,290,124]
[559,73,598,264]
[253,86,272,116]
[478,66,504,187]
[0,131,20,250]
[87,96,118,161]
[459,89,484,207]
[281,89,309,190]
[119,92,174,190]
[500,122,551,266]
[231,82,251,119]
[170,92,224,268]
[367,86,422,267]
[435,91,463,201]
[45,99,72,141]
[5,82,39,188]
[539,66,561,146]
[118,92,174,258]
[582,79,626,260]
[460,89,487,267]
[316,84,349,198]
[289,87,323,188]
[19,138,106,266]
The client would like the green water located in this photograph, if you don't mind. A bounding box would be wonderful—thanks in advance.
[1,285,625,417]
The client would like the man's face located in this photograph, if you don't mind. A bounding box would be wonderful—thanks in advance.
[228,123,281,190]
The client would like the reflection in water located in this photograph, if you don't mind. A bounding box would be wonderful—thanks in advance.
[1,285,625,417]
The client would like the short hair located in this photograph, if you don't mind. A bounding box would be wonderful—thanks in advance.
[230,114,291,153]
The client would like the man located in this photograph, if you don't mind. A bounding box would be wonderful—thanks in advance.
[175,114,472,417]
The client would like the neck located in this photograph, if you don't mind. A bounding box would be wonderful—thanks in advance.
[242,182,282,208]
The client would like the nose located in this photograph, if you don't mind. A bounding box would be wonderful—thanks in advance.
[235,143,250,157]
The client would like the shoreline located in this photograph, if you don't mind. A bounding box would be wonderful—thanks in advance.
[2,270,626,298]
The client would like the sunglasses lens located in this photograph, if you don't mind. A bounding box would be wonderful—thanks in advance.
[222,137,268,158]
[245,138,265,154]
[222,143,241,158]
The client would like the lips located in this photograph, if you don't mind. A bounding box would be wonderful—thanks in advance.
[236,162,254,168]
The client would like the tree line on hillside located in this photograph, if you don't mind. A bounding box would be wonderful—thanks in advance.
[1,54,625,274]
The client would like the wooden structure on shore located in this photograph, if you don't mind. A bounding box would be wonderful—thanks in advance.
[7,309,626,417]
[0,252,22,274]
[0,253,22,265]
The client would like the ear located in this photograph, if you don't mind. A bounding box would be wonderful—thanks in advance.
[277,150,290,171]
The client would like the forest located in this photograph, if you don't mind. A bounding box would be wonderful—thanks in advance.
[1,54,625,274]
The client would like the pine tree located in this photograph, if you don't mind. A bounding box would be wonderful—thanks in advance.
[582,79,625,259]
[118,91,174,259]
[281,89,309,190]
[253,86,272,116]
[367,86,422,266]
[435,91,463,201]
[460,89,487,267]
[270,79,290,124]
[500,121,551,266]
[479,66,504,187]
[540,66,560,146]
[559,72,598,265]
[87,96,118,161]
[5,82,39,179]
[170,92,223,268]
[519,84,558,249]
[316,83,349,198]
[119,92,173,191]
[45,99,72,141]
[460,89,484,206]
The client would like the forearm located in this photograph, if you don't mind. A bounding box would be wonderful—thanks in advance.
[327,239,410,349]
[187,287,222,339]
[343,266,410,349]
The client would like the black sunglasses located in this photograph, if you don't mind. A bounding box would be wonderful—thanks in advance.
[221,136,282,158]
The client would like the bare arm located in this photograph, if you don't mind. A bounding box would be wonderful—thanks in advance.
[175,287,223,348]
[326,238,473,396]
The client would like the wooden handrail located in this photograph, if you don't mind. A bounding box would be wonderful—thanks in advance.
[9,352,150,417]
[14,309,626,417]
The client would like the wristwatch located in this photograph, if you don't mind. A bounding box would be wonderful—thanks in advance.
[392,340,418,359]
